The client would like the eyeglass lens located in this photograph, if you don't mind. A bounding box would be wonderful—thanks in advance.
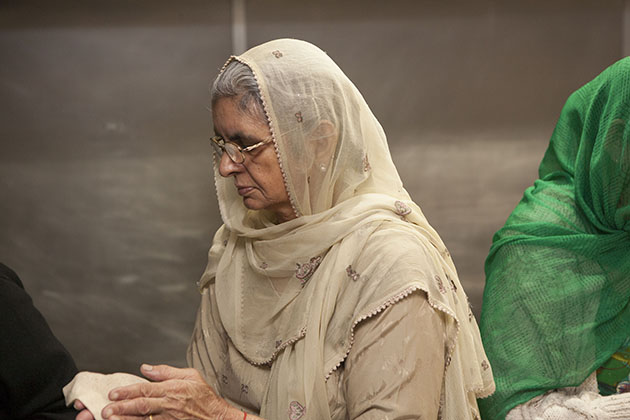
[224,143,243,163]
[211,139,244,163]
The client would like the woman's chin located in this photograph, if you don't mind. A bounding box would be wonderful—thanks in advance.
[242,197,265,211]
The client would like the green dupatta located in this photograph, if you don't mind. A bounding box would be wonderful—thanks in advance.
[479,57,630,420]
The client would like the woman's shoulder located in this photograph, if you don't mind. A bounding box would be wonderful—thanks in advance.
[357,220,443,267]
[341,220,450,312]
[0,262,24,288]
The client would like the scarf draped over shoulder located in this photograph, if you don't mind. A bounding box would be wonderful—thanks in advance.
[479,57,630,420]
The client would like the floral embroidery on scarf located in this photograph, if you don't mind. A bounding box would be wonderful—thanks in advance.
[394,200,412,217]
[272,50,283,58]
[435,274,446,293]
[240,384,249,394]
[468,300,474,322]
[221,374,228,385]
[481,360,490,370]
[295,256,322,286]
[362,154,371,172]
[288,401,306,420]
[223,239,228,246]
[346,265,360,281]
[275,339,282,348]
[295,111,303,123]
[447,273,457,292]
[260,261,268,269]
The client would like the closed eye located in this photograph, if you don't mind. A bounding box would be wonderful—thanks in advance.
[227,136,245,148]
[231,136,263,149]
[214,129,266,149]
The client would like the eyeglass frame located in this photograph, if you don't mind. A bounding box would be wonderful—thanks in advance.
[210,135,273,164]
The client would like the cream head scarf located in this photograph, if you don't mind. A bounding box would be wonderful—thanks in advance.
[189,39,494,420]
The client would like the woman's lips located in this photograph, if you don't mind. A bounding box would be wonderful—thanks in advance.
[236,186,254,196]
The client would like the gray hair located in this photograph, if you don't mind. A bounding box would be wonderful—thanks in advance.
[211,60,265,119]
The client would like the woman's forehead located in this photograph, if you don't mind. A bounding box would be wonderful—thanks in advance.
[212,96,270,138]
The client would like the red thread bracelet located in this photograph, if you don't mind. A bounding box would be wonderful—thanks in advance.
[243,412,247,420]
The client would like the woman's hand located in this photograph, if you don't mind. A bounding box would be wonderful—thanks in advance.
[102,364,239,420]
[74,400,95,420]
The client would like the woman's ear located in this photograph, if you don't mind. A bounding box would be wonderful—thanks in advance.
[311,120,338,164]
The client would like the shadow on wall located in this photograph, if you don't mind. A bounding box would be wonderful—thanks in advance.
[0,0,623,372]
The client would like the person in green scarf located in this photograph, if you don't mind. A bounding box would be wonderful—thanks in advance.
[479,57,630,420]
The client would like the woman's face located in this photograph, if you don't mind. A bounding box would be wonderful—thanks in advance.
[213,96,295,223]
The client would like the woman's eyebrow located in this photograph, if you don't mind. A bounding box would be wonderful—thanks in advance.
[227,131,245,141]
[212,128,259,146]
[229,132,261,146]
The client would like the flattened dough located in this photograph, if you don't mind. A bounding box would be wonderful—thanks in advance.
[63,371,149,420]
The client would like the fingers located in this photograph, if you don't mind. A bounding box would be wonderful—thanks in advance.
[102,398,161,419]
[110,382,166,401]
[102,368,226,420]
[73,400,94,420]
[104,417,159,420]
[139,364,201,382]
[76,408,95,420]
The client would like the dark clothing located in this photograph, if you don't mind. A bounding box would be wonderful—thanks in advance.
[0,263,78,420]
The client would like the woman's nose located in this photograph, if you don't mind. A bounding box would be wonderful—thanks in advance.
[218,152,242,177]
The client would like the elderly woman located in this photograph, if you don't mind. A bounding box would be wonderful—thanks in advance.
[479,57,630,420]
[69,38,494,420]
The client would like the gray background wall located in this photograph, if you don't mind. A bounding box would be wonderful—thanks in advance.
[0,0,625,373]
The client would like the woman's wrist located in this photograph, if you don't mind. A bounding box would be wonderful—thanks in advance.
[227,409,249,420]
[219,400,247,420]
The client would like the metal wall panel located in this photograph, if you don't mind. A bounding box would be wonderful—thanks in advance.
[0,0,622,372]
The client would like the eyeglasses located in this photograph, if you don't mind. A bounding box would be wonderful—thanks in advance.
[209,135,273,164]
